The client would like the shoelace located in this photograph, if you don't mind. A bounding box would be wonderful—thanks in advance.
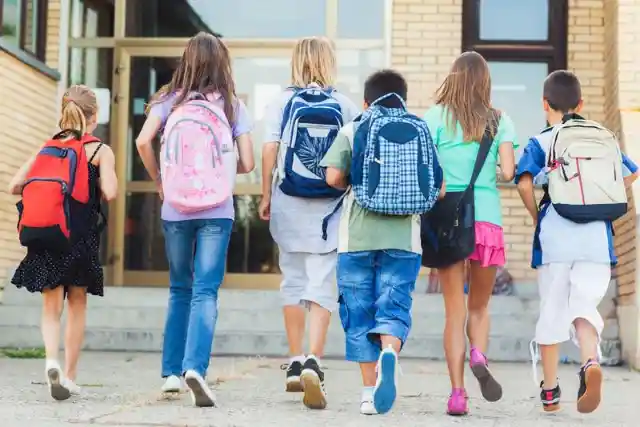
[530,338,604,386]
[529,339,540,386]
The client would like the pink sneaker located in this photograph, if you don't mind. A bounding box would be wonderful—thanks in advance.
[469,347,502,402]
[447,388,468,416]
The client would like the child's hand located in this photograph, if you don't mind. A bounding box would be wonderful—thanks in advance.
[258,197,271,220]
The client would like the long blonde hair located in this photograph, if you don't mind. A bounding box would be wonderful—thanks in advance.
[434,51,493,141]
[291,37,336,88]
[59,85,98,135]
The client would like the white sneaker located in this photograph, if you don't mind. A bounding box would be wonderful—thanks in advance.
[161,375,182,393]
[45,360,71,401]
[360,389,378,415]
[184,370,217,407]
[65,379,82,396]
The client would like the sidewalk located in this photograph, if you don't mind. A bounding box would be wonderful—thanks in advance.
[0,351,637,427]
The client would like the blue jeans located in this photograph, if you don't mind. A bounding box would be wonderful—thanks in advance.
[161,218,232,378]
[337,250,421,362]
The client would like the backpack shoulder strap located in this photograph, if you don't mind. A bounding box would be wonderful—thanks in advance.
[468,110,501,189]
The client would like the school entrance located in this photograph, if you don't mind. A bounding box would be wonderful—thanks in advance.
[69,0,389,288]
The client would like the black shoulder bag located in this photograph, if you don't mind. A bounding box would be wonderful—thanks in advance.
[420,114,499,268]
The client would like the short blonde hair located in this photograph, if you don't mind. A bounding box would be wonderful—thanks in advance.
[291,37,336,88]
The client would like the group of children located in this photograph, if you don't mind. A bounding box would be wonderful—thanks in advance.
[8,32,637,418]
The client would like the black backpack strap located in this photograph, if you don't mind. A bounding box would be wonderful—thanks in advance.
[88,142,104,163]
[467,111,500,190]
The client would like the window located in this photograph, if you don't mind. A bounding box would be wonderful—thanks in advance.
[70,0,114,38]
[0,0,48,60]
[463,0,568,146]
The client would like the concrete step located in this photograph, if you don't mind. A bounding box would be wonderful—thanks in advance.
[1,284,540,314]
[0,324,621,365]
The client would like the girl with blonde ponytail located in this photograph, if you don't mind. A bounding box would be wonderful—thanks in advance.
[8,84,118,402]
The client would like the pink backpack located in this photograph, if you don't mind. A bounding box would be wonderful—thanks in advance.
[160,93,232,213]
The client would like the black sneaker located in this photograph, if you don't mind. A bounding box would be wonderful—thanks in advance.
[539,381,561,412]
[577,359,603,414]
[300,357,327,409]
[283,361,303,392]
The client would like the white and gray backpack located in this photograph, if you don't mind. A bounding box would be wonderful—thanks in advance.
[546,114,627,222]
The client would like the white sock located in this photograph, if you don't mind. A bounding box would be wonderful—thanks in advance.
[289,355,305,364]
[362,386,374,400]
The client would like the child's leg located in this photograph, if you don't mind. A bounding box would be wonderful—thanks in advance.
[336,251,378,413]
[466,260,501,402]
[42,286,70,401]
[438,261,467,390]
[568,262,610,414]
[64,286,88,381]
[368,249,421,415]
[298,252,335,410]
[535,264,572,411]
[41,287,64,361]
[302,251,337,358]
[466,261,497,354]
[279,250,307,360]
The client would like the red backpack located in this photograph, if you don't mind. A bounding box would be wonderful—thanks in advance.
[18,130,100,251]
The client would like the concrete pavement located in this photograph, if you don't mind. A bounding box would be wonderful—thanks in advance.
[0,351,638,426]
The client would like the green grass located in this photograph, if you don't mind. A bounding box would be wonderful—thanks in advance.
[1,347,46,359]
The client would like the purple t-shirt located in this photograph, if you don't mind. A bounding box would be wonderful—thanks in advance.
[149,92,252,221]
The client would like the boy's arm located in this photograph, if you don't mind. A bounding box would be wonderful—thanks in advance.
[622,153,639,187]
[517,174,538,223]
[514,137,546,224]
[320,126,352,190]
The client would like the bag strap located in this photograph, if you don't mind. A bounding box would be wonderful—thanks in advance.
[369,92,407,110]
[562,112,585,123]
[466,110,500,192]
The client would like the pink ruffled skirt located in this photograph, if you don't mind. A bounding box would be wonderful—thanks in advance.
[468,221,506,267]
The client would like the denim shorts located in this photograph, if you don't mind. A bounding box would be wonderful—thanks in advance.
[337,249,421,363]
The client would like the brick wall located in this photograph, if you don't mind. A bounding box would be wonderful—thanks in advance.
[46,0,61,70]
[0,2,61,286]
[390,0,631,285]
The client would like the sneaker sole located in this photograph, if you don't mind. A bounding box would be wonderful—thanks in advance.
[543,403,562,413]
[577,365,602,414]
[47,368,71,401]
[373,351,397,414]
[447,410,469,417]
[185,376,216,408]
[300,369,327,410]
[286,376,303,393]
[470,362,503,402]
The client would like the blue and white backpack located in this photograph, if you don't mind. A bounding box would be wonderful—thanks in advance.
[277,85,345,198]
[350,93,441,215]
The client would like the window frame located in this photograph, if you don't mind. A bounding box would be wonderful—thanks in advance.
[0,0,48,60]
[462,0,568,72]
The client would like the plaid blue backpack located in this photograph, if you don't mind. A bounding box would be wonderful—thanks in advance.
[350,93,441,215]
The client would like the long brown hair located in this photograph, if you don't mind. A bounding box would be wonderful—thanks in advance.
[148,32,236,124]
[434,51,493,141]
[59,85,98,135]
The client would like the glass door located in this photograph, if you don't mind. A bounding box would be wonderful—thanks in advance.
[112,44,291,288]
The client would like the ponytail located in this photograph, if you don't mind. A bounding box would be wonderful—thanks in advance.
[59,100,88,134]
[58,85,98,137]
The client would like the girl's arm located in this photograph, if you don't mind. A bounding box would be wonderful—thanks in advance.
[97,146,118,201]
[498,142,516,182]
[135,115,163,184]
[236,133,255,174]
[8,148,41,195]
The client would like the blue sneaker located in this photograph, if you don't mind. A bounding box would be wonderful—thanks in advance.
[372,345,398,414]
